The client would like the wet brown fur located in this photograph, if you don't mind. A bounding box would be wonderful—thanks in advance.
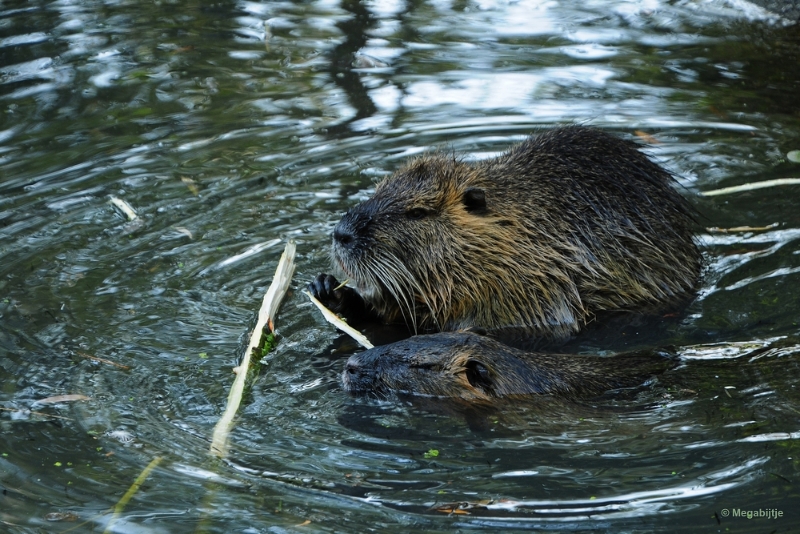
[330,126,701,341]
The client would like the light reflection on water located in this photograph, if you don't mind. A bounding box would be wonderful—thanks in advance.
[1,0,800,531]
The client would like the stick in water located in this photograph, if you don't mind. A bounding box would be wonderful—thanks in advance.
[108,196,138,221]
[303,290,373,349]
[701,178,800,197]
[103,456,162,534]
[210,240,296,457]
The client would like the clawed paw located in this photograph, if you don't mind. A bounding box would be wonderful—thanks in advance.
[308,273,349,313]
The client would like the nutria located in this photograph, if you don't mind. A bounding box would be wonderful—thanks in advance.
[311,126,701,343]
[342,332,674,400]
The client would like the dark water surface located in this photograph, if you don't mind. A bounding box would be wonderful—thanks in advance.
[2,0,800,532]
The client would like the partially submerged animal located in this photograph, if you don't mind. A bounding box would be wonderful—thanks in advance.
[342,332,674,400]
[311,126,700,345]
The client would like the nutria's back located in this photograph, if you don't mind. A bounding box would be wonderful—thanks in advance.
[342,332,674,401]
[316,126,701,342]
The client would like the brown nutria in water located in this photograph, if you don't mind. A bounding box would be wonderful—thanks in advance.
[311,126,701,343]
[342,332,674,400]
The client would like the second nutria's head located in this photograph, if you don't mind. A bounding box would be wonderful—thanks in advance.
[342,332,673,401]
[341,332,558,401]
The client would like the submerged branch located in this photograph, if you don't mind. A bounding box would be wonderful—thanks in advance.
[103,456,162,534]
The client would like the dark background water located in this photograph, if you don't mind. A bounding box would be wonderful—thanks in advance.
[1,0,800,532]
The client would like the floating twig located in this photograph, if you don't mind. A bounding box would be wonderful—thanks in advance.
[213,239,282,271]
[634,130,660,144]
[210,240,296,458]
[33,394,90,405]
[108,196,138,221]
[700,178,800,197]
[303,290,373,349]
[705,223,779,233]
[76,351,131,370]
[181,176,200,196]
[174,226,194,240]
[103,456,162,534]
[0,406,72,421]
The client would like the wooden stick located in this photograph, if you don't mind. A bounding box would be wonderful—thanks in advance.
[76,351,131,370]
[701,178,800,197]
[705,223,779,233]
[303,290,373,349]
[0,406,71,421]
[108,196,138,220]
[103,456,162,534]
[210,240,296,458]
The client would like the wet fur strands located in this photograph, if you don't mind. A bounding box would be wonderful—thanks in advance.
[342,332,674,401]
[311,126,701,343]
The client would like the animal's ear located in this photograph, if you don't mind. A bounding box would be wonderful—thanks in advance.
[465,360,493,392]
[462,187,487,214]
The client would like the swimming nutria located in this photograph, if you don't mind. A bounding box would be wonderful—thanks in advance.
[311,126,700,343]
[342,332,674,400]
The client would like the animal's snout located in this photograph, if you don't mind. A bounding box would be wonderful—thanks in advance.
[344,359,360,375]
[333,224,355,247]
[333,210,374,250]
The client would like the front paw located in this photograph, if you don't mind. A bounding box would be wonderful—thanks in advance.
[308,273,353,314]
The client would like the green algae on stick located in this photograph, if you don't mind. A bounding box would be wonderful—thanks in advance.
[210,240,296,458]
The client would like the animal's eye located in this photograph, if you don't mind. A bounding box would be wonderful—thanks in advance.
[465,360,493,391]
[405,207,431,220]
[463,187,487,214]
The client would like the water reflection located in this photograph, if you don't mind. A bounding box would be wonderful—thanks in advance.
[1,0,800,531]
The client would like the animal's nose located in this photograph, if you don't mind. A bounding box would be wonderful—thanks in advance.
[333,224,354,247]
[334,210,370,249]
